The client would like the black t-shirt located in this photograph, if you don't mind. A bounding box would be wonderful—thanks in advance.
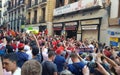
[6,45,14,53]
[42,61,58,75]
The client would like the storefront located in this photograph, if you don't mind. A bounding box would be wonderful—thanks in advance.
[39,23,47,32]
[108,30,120,48]
[80,18,102,42]
[64,21,78,38]
[53,0,110,42]
[108,18,120,48]
[53,23,63,35]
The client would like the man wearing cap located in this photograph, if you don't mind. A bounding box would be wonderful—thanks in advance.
[16,43,28,68]
[54,49,66,73]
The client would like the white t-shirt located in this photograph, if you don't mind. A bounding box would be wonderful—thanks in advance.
[26,50,32,60]
[42,48,48,61]
[13,67,21,75]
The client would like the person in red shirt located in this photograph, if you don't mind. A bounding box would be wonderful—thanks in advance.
[67,44,75,52]
[45,29,48,35]
[55,42,65,55]
[52,39,57,51]
[11,39,17,51]
[103,46,111,58]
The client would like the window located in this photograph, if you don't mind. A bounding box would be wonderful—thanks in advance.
[42,8,45,21]
[28,12,31,24]
[33,10,37,23]
[0,11,1,18]
[56,0,64,8]
[28,12,31,20]
[119,0,120,17]
[34,10,37,19]
[0,1,1,7]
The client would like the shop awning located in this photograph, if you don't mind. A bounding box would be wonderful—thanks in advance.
[65,26,77,30]
[53,27,62,31]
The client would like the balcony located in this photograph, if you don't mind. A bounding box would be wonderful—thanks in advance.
[0,14,1,18]
[39,16,45,23]
[54,0,102,16]
[3,11,7,16]
[39,0,46,3]
[32,18,37,24]
[26,19,30,25]
[0,4,2,8]
[18,0,25,6]
[26,4,31,9]
[39,0,47,6]
[35,0,38,5]
[4,1,8,7]
[31,0,38,8]
[0,1,2,8]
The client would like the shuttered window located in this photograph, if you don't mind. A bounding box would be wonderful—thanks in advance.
[56,0,64,8]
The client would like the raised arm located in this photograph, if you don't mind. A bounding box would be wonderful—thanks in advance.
[0,57,3,75]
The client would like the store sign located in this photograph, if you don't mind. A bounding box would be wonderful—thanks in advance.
[81,19,99,25]
[54,0,102,16]
[110,37,119,46]
[108,31,120,36]
[109,18,119,26]
[110,37,118,42]
[65,22,77,26]
[53,24,62,27]
[82,25,97,30]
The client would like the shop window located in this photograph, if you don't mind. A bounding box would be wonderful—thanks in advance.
[56,0,64,8]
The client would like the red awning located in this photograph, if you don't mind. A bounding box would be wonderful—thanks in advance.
[53,27,62,31]
[65,26,77,30]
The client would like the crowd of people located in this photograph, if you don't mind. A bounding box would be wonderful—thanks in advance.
[0,26,120,75]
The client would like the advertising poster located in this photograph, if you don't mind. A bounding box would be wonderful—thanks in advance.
[110,37,119,46]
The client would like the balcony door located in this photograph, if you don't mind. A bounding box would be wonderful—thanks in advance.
[34,10,37,23]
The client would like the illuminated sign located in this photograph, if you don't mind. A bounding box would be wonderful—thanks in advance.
[82,25,98,30]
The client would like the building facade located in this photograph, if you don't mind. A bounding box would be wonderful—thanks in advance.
[25,0,55,35]
[2,0,9,26]
[2,0,26,32]
[53,0,112,45]
[2,0,55,34]
[108,0,120,47]
[9,0,25,32]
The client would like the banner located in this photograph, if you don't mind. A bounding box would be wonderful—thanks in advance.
[54,0,102,16]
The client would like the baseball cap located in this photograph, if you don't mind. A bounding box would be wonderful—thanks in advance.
[18,43,25,49]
